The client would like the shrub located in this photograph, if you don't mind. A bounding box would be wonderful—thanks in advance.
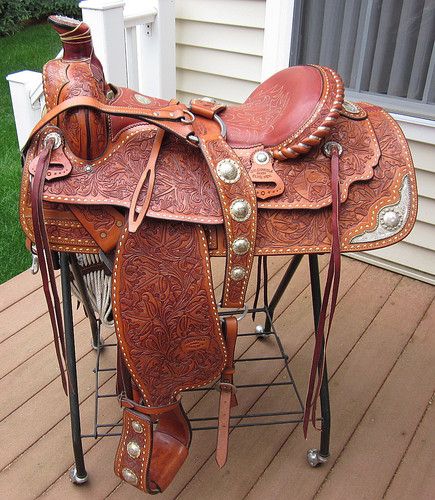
[0,0,81,37]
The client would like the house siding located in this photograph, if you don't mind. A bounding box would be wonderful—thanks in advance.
[175,0,266,104]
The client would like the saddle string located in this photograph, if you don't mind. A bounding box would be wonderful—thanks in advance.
[303,145,342,436]
[216,316,239,467]
[31,139,68,394]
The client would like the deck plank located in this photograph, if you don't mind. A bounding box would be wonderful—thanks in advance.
[0,269,44,313]
[316,295,435,499]
[0,306,86,379]
[245,277,434,500]
[0,318,109,421]
[0,275,63,343]
[385,392,435,500]
[0,332,117,470]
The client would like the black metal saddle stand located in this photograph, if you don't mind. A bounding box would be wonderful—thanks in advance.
[59,252,331,484]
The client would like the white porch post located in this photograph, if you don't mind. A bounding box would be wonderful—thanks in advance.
[79,0,128,87]
[261,0,296,81]
[6,71,43,150]
[132,0,176,99]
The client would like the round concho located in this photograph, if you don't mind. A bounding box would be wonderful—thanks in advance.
[44,131,62,150]
[230,266,246,281]
[127,440,141,459]
[232,237,250,256]
[253,151,270,165]
[342,100,361,114]
[216,159,241,184]
[380,208,403,231]
[131,420,143,433]
[122,468,138,485]
[230,199,252,222]
[134,94,152,105]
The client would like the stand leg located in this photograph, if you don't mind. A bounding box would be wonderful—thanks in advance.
[264,254,304,332]
[60,253,88,484]
[69,254,103,350]
[307,254,330,464]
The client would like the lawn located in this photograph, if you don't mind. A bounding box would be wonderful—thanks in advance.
[0,23,60,284]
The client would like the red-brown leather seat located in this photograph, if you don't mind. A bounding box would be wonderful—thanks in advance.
[222,65,324,148]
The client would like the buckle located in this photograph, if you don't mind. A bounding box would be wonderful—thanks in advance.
[218,302,248,322]
[215,382,237,394]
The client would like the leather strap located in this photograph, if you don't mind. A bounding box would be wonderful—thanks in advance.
[216,316,238,467]
[115,402,191,494]
[303,146,341,436]
[30,140,68,393]
[25,96,194,152]
[192,117,257,308]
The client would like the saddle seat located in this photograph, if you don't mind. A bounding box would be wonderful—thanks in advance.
[222,65,342,158]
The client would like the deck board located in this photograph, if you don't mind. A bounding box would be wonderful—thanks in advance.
[0,256,433,499]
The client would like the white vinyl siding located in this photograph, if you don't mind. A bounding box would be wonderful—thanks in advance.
[175,0,266,104]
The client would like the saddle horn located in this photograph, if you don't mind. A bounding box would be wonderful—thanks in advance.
[43,15,110,160]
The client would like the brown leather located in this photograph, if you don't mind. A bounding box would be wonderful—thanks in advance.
[216,316,238,468]
[192,116,257,308]
[19,17,418,496]
[69,205,124,253]
[128,128,164,232]
[30,141,68,393]
[114,404,190,493]
[221,65,344,159]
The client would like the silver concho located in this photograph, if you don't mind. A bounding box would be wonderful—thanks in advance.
[127,441,141,459]
[199,96,216,103]
[122,468,138,485]
[351,175,411,244]
[342,100,360,114]
[380,209,402,230]
[323,141,343,157]
[84,164,93,173]
[230,266,246,281]
[254,151,270,165]
[216,159,241,184]
[131,420,143,433]
[232,237,250,255]
[230,199,252,222]
[44,132,62,150]
[134,94,152,105]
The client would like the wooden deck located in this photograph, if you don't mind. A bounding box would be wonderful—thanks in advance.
[0,255,434,500]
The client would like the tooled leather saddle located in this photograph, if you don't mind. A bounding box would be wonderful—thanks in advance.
[19,16,417,494]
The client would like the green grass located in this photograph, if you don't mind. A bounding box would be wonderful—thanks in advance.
[0,23,60,283]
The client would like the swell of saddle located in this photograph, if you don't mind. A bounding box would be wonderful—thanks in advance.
[43,15,110,160]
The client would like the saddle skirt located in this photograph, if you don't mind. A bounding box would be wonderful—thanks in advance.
[19,15,417,495]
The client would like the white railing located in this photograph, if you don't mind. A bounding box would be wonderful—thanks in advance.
[7,0,175,149]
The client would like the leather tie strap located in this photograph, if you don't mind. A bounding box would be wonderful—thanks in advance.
[31,139,68,393]
[216,316,238,467]
[303,146,341,436]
